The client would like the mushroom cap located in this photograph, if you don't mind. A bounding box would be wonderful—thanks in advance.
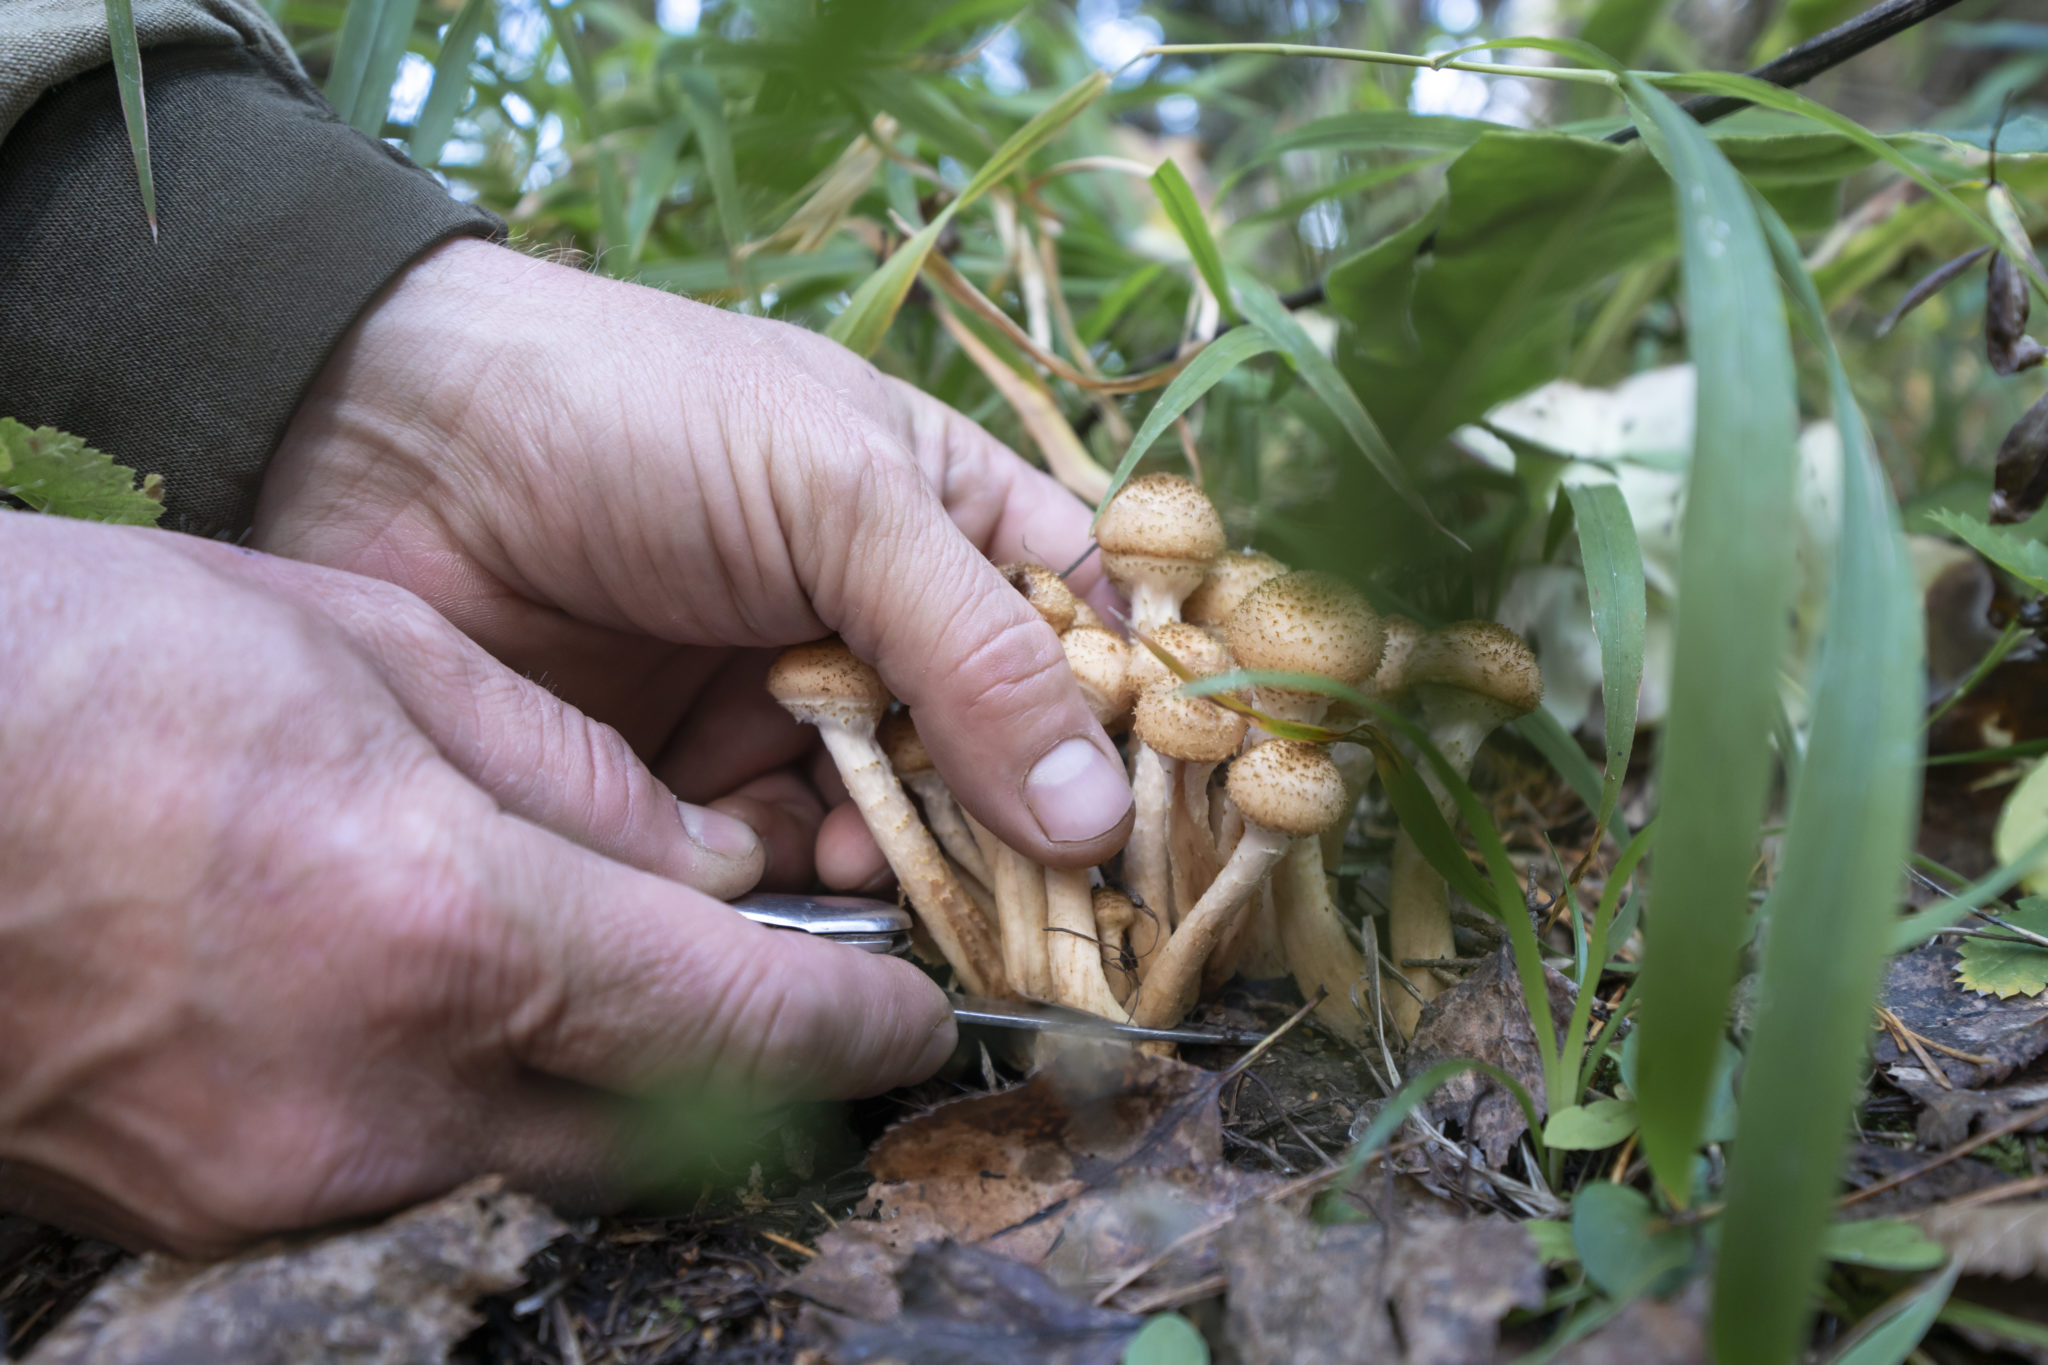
[766,639,892,729]
[1061,626,1136,730]
[1226,571,1385,689]
[1408,620,1542,717]
[1095,474,1226,599]
[1134,681,1249,764]
[1225,739,1349,836]
[1092,886,1137,934]
[1371,614,1427,699]
[1183,549,1288,630]
[1070,598,1109,632]
[1127,621,1236,692]
[878,710,933,775]
[1001,561,1079,634]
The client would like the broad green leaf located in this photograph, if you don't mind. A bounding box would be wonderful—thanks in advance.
[1578,0,1671,68]
[327,0,423,137]
[828,70,1109,355]
[1121,1312,1207,1365]
[1822,1219,1947,1271]
[1711,191,1924,1365]
[1954,898,2048,998]
[1567,483,1647,833]
[1227,156,1450,232]
[1928,509,2048,595]
[1826,1265,1961,1365]
[1091,328,1277,531]
[544,0,629,255]
[1231,274,1454,546]
[1997,767,2048,899]
[676,67,743,251]
[1524,1220,1578,1266]
[102,0,156,235]
[412,0,490,165]
[1619,77,1801,1213]
[1570,1183,1695,1303]
[1150,159,1235,324]
[0,419,165,525]
[1218,109,1496,192]
[1543,1097,1639,1150]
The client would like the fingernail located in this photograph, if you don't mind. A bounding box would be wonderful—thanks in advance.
[1025,738,1132,844]
[679,802,759,861]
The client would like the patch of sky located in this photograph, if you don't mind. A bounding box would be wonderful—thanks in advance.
[1156,92,1199,134]
[656,0,701,35]
[979,26,1027,95]
[1431,0,1482,36]
[1078,0,1161,84]
[521,111,569,192]
[387,51,434,125]
[504,90,537,128]
[1298,199,1343,251]
[494,0,550,75]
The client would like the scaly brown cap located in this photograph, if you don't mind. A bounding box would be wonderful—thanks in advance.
[1371,614,1427,699]
[766,639,892,729]
[1001,561,1080,634]
[1092,886,1138,934]
[1095,473,1226,601]
[1127,620,1236,692]
[1134,681,1248,764]
[1226,571,1385,688]
[1060,626,1136,730]
[1408,620,1542,717]
[878,710,933,775]
[1183,549,1288,630]
[1225,738,1349,836]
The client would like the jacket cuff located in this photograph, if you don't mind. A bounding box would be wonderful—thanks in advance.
[0,43,502,540]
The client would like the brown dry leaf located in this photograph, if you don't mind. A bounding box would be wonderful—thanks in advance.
[25,1178,563,1365]
[1405,945,1576,1166]
[1917,1202,2048,1278]
[1841,1142,2010,1218]
[1550,1277,1708,1365]
[1386,1216,1548,1365]
[1876,943,2048,1091]
[858,1049,1221,1263]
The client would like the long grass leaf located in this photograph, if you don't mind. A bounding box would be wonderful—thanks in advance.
[102,0,156,236]
[1890,830,2048,952]
[1618,75,1800,1208]
[327,0,423,137]
[412,0,491,165]
[1091,327,1277,528]
[1514,708,1606,816]
[1826,1264,1961,1365]
[676,67,743,251]
[543,0,629,255]
[1567,483,1647,832]
[1710,189,1926,1365]
[625,119,688,265]
[1150,158,1235,324]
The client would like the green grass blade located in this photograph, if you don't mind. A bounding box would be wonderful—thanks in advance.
[102,0,156,236]
[327,0,423,137]
[676,67,742,252]
[1826,1265,1961,1365]
[412,0,491,165]
[1090,327,1277,530]
[1618,75,1800,1208]
[1230,274,1459,549]
[1710,191,1926,1365]
[828,71,1108,356]
[1567,483,1647,833]
[1150,158,1235,323]
[543,0,628,255]
[1890,830,2048,952]
[625,119,687,266]
[1514,708,1605,816]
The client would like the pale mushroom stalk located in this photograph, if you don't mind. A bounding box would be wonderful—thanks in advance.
[768,641,1009,997]
[880,713,992,890]
[1384,621,1542,1037]
[1125,746,1174,976]
[1127,740,1346,1030]
[993,839,1054,1002]
[1092,887,1140,1004]
[1044,865,1127,1020]
[1169,758,1223,925]
[1124,622,1235,938]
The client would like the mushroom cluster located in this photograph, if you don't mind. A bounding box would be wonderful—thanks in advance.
[765,473,1542,1047]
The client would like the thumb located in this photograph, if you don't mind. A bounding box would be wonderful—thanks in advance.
[803,452,1131,868]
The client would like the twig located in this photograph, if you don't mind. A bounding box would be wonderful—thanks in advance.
[1839,1099,2048,1209]
[1931,1170,2048,1212]
[1974,908,2048,951]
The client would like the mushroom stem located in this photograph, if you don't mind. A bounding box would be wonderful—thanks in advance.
[903,772,992,889]
[1271,836,1371,1045]
[1169,759,1222,928]
[988,838,1053,1002]
[1045,866,1127,1020]
[1127,827,1291,1029]
[1126,744,1175,974]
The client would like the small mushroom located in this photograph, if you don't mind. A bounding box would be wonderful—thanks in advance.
[1225,571,1385,732]
[1092,887,1140,1003]
[1001,561,1080,635]
[1385,620,1542,1036]
[1095,473,1226,634]
[768,641,1010,997]
[1182,549,1287,633]
[1061,625,1135,733]
[1135,681,1245,937]
[1127,740,1347,1030]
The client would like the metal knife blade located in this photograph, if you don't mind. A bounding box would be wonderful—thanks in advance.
[950,995,1272,1047]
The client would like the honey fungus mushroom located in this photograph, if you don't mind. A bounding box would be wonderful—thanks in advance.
[1095,473,1226,634]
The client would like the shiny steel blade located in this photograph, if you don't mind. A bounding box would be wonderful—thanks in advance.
[949,995,1271,1047]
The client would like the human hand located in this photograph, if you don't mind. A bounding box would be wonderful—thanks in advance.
[253,239,1133,892]
[0,516,952,1256]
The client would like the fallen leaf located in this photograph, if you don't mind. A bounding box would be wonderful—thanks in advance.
[24,1178,563,1365]
[1405,945,1576,1166]
[1384,1215,1547,1365]
[1876,942,2048,1090]
[1917,1202,2048,1279]
[1957,900,2048,999]
[1551,1277,1708,1365]
[1841,1142,2010,1218]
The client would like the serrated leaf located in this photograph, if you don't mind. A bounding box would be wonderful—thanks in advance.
[1822,1219,1946,1271]
[1930,509,2048,595]
[1543,1097,1640,1150]
[0,419,165,525]
[1955,898,2048,999]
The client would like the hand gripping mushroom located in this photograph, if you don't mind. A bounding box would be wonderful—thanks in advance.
[766,639,1009,998]
[1127,739,1348,1031]
[1094,473,1226,635]
[1383,620,1542,1035]
[1222,572,1385,1041]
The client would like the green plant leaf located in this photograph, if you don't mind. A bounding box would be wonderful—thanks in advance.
[1821,1219,1947,1271]
[1567,483,1647,834]
[1618,76,1801,1213]
[1570,1182,1695,1303]
[412,0,491,165]
[827,70,1109,356]
[1929,509,2048,595]
[1091,327,1277,531]
[676,67,743,251]
[102,0,156,236]
[1543,1097,1639,1150]
[0,419,165,525]
[1217,110,1494,194]
[1825,1265,1961,1365]
[1938,1300,2048,1350]
[1709,189,1924,1365]
[624,120,688,266]
[327,0,423,137]
[1524,1219,1578,1266]
[543,0,629,255]
[1955,897,2048,998]
[1578,0,1672,68]
[1121,1312,1208,1365]
[1150,159,1234,324]
[1513,707,1605,817]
